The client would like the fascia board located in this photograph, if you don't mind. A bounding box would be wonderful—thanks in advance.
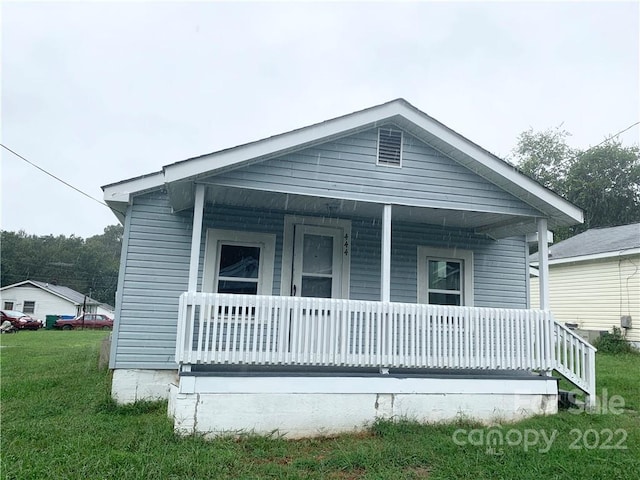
[526,231,555,244]
[102,172,165,203]
[531,247,640,266]
[0,280,32,291]
[162,103,402,184]
[101,99,582,226]
[0,280,79,305]
[396,107,584,224]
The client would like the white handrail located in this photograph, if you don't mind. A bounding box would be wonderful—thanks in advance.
[179,294,539,367]
[551,318,597,408]
[176,293,596,407]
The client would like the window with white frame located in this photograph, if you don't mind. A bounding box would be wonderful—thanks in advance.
[217,244,261,294]
[3,302,14,310]
[417,246,473,306]
[23,301,36,314]
[202,229,276,295]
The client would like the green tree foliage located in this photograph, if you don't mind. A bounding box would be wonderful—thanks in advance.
[0,225,123,305]
[565,141,640,230]
[513,127,576,195]
[512,128,640,240]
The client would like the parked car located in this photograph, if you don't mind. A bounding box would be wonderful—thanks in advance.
[53,314,114,330]
[0,310,43,330]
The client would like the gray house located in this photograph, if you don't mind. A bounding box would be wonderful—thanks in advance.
[103,99,595,438]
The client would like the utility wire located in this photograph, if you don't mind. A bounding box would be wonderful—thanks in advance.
[1,144,127,217]
[557,121,640,167]
[580,121,640,154]
[4,120,638,214]
[1,143,109,208]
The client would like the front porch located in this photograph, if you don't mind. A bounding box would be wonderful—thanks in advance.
[169,292,595,437]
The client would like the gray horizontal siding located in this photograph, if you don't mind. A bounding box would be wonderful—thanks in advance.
[113,192,528,370]
[208,127,540,216]
[197,207,285,295]
[113,192,192,369]
[350,220,527,308]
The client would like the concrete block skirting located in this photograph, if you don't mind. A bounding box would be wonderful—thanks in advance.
[168,375,558,439]
[111,369,179,404]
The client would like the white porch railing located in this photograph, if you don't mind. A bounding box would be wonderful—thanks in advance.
[176,293,596,406]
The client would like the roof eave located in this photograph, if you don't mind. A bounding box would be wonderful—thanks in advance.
[101,98,583,226]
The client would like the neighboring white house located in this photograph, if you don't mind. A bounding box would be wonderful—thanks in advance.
[0,280,114,319]
[530,223,640,348]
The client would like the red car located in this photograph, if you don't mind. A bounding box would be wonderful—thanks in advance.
[53,313,114,330]
[0,310,43,330]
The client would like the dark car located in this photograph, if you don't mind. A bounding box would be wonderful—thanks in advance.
[0,310,43,330]
[53,313,114,330]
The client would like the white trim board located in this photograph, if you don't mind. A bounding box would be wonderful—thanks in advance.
[531,248,640,267]
[179,375,557,395]
[281,215,351,299]
[417,246,474,306]
[102,99,583,228]
[202,229,276,295]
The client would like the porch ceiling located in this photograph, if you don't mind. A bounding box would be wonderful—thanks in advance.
[198,184,537,238]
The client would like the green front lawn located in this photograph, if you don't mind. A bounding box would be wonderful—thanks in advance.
[1,331,638,479]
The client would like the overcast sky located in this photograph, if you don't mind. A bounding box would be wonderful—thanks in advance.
[2,1,638,239]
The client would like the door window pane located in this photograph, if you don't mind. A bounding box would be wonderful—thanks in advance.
[302,234,333,275]
[219,245,260,278]
[301,277,332,298]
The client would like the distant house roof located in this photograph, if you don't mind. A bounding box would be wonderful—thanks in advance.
[0,280,113,310]
[530,223,640,265]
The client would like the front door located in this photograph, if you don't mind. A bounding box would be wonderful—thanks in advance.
[292,225,344,298]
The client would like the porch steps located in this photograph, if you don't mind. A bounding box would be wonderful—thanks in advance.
[558,389,585,410]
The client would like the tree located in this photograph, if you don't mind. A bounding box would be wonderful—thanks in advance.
[0,225,124,305]
[565,141,640,231]
[511,129,640,240]
[512,127,575,195]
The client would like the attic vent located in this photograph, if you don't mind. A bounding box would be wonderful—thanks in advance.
[377,128,403,167]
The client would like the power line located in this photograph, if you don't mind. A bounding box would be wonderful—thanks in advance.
[1,143,114,210]
[581,121,640,154]
[558,121,640,167]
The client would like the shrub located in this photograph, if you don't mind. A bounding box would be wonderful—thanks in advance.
[592,327,636,354]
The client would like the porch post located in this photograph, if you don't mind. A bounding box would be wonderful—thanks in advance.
[188,184,206,292]
[381,204,392,302]
[537,218,550,310]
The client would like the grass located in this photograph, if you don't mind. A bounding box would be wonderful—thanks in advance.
[1,331,639,479]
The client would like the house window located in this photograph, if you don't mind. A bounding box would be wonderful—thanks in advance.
[427,259,463,305]
[23,301,36,314]
[3,302,14,310]
[417,246,474,306]
[217,244,261,294]
[377,127,403,167]
[203,229,276,295]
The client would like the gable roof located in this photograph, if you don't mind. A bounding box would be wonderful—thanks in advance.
[102,98,583,233]
[0,280,104,307]
[530,223,640,265]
